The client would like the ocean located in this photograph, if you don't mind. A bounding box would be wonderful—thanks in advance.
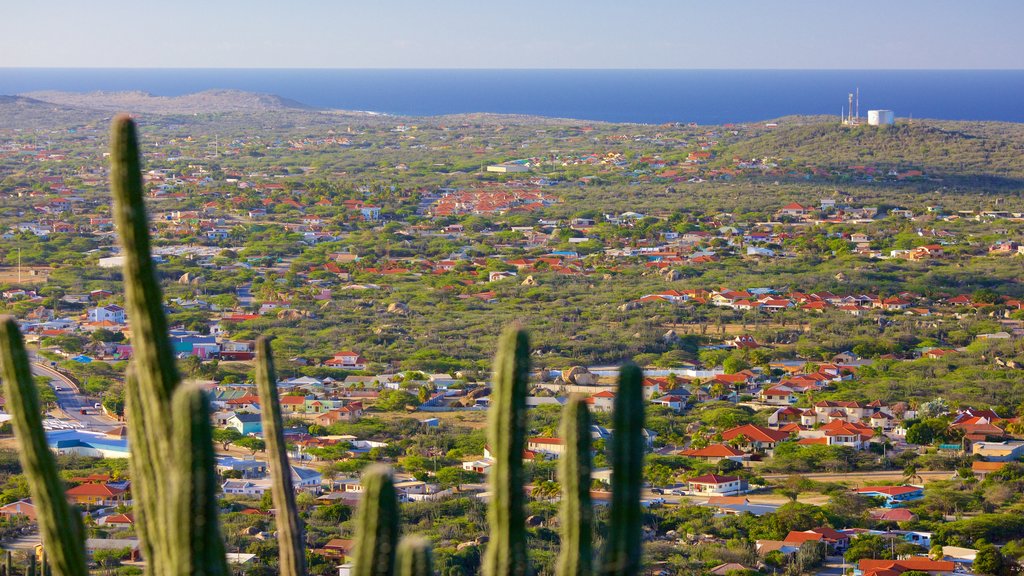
[1,68,1023,125]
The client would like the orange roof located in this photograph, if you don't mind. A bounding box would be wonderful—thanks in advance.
[721,424,790,443]
[680,444,746,458]
[783,531,823,544]
[66,483,126,497]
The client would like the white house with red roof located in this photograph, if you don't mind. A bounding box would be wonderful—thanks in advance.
[686,474,749,496]
[325,351,367,370]
[854,485,923,508]
[587,390,616,412]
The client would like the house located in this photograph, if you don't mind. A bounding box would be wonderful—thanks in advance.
[760,386,798,405]
[222,479,270,497]
[854,485,923,508]
[720,424,791,453]
[65,483,128,507]
[526,437,565,457]
[0,499,36,521]
[587,390,616,412]
[88,304,126,324]
[651,395,686,412]
[291,466,323,490]
[855,558,955,576]
[972,440,1024,461]
[48,429,130,458]
[678,444,749,463]
[226,413,263,436]
[313,403,364,426]
[325,351,367,370]
[819,419,875,449]
[869,508,918,523]
[779,203,812,218]
[687,474,749,496]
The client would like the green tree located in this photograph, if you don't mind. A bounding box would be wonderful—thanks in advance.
[236,436,266,455]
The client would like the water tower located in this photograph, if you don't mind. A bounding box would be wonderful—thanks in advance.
[868,110,895,126]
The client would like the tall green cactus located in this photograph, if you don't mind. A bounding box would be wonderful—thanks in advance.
[483,327,530,576]
[558,395,593,576]
[599,363,645,576]
[110,114,228,576]
[170,384,229,576]
[0,317,88,576]
[254,336,306,576]
[352,465,399,576]
[396,536,433,576]
[28,550,36,576]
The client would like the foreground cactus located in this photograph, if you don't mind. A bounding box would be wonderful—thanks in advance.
[110,114,228,576]
[0,318,88,576]
[254,336,306,576]
[599,363,645,576]
[483,327,530,576]
[396,536,433,576]
[558,395,593,576]
[353,465,400,576]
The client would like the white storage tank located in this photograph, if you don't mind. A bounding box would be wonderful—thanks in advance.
[868,110,895,126]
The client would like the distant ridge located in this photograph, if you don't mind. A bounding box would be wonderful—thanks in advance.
[18,89,318,114]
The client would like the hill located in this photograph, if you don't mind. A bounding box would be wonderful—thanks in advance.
[18,89,318,115]
[723,120,1024,184]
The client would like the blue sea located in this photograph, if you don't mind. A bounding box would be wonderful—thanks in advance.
[1,68,1023,124]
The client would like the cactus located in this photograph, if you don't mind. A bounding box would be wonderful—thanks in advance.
[109,114,228,576]
[557,395,593,576]
[254,336,306,576]
[483,327,530,576]
[599,363,645,576]
[0,317,88,576]
[170,384,229,576]
[396,536,433,576]
[352,465,399,576]
[5,549,12,576]
[28,551,36,576]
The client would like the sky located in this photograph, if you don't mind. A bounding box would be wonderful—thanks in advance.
[2,0,1022,69]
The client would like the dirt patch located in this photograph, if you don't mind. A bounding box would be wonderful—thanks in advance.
[0,267,52,285]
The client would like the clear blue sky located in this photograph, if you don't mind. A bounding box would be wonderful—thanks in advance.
[2,0,1022,69]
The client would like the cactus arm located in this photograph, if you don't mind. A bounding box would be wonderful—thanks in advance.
[110,114,179,404]
[599,363,645,576]
[0,317,88,576]
[483,327,530,576]
[170,385,229,576]
[557,395,593,576]
[254,336,306,576]
[123,367,157,567]
[352,465,399,576]
[396,536,433,576]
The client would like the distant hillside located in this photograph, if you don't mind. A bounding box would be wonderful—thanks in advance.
[725,120,1024,181]
[18,89,317,115]
[0,95,107,129]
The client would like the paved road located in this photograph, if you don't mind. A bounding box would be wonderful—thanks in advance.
[29,360,118,431]
[814,556,848,575]
[762,470,951,483]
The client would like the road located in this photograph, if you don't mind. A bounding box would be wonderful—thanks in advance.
[29,360,118,431]
[814,556,848,575]
[761,470,952,484]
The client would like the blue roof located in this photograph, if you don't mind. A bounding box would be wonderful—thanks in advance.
[47,430,129,454]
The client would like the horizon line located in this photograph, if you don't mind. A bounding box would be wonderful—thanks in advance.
[3,66,1024,72]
